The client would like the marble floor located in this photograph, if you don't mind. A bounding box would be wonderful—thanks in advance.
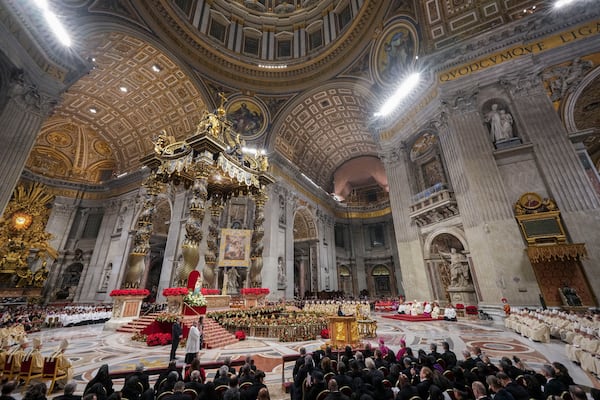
[19,313,600,400]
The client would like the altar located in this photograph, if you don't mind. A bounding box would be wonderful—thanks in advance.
[328,316,360,347]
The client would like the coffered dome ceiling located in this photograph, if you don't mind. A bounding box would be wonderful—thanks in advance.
[27,31,207,182]
[19,0,599,193]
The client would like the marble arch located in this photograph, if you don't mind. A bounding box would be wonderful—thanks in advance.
[422,227,469,259]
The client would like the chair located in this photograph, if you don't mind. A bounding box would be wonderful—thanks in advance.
[382,379,392,388]
[446,389,457,400]
[157,391,173,400]
[2,355,18,380]
[560,391,573,400]
[41,357,67,393]
[214,385,228,400]
[182,388,197,400]
[465,305,478,316]
[19,356,43,386]
[316,389,330,400]
[409,396,423,400]
[379,366,389,377]
[239,381,253,391]
[330,359,337,371]
[324,372,335,383]
[340,386,352,397]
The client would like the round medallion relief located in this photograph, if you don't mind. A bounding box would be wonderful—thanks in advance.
[46,131,72,148]
[225,97,268,139]
[372,22,418,87]
[94,140,113,157]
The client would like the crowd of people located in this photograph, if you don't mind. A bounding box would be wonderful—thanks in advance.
[505,308,600,378]
[0,304,112,333]
[80,355,271,400]
[290,341,600,400]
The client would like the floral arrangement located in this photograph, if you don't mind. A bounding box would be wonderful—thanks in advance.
[320,328,330,339]
[162,287,189,296]
[146,332,172,346]
[131,332,147,342]
[201,288,221,295]
[155,312,179,323]
[241,288,270,295]
[184,290,207,307]
[109,289,150,297]
[235,330,246,340]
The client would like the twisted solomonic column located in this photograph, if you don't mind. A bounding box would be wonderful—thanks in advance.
[249,191,267,286]
[176,176,208,287]
[123,174,162,288]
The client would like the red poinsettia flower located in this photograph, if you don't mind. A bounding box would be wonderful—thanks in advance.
[109,289,150,297]
[162,287,189,296]
[240,288,270,295]
[146,332,172,346]
[235,330,246,340]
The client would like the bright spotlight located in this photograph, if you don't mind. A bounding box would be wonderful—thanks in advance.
[374,72,421,117]
[554,0,575,8]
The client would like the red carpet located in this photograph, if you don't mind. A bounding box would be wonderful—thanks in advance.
[383,314,443,322]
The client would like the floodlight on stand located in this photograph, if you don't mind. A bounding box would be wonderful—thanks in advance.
[374,72,421,117]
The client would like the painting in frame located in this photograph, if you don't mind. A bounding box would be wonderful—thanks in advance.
[218,228,252,267]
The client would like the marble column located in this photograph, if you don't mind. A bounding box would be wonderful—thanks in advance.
[437,88,539,304]
[0,73,58,215]
[381,147,430,300]
[157,189,188,301]
[43,201,78,302]
[506,76,600,299]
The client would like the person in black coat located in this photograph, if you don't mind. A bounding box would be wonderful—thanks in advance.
[333,361,353,390]
[170,317,183,361]
[164,382,188,400]
[84,364,114,400]
[540,365,567,398]
[324,379,350,400]
[305,371,327,400]
[121,376,142,400]
[155,361,182,394]
[293,348,307,381]
[53,382,82,400]
[416,367,433,400]
[185,369,205,395]
[487,375,516,400]
[0,381,18,400]
[497,372,529,400]
[396,374,418,400]
[127,363,150,393]
[472,381,491,400]
[240,370,267,400]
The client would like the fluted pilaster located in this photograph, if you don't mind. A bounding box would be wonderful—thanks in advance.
[0,72,58,214]
[438,89,513,227]
[381,147,418,242]
[506,75,600,211]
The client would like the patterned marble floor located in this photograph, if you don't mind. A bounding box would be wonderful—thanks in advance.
[22,313,599,400]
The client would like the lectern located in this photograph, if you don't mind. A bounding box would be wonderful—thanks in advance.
[328,316,360,347]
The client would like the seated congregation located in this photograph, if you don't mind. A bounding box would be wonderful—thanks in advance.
[505,308,600,378]
[289,342,598,400]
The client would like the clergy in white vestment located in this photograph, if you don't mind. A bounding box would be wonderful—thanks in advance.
[184,319,201,364]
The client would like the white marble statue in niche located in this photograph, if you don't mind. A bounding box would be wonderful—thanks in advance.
[485,103,515,143]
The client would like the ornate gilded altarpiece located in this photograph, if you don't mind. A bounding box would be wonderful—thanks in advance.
[0,183,57,297]
[515,193,595,307]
